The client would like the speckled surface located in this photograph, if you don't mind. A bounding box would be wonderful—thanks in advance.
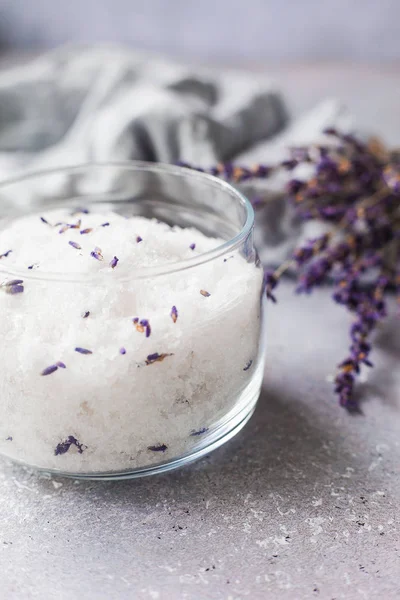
[1,281,399,599]
[1,61,400,599]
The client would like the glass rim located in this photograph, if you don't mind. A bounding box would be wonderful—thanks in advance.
[0,161,254,283]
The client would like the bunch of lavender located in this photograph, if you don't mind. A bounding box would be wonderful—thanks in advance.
[179,129,400,410]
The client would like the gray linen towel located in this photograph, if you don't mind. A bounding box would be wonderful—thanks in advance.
[0,45,352,264]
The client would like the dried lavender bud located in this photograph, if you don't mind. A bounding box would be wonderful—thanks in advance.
[55,435,87,456]
[292,234,331,266]
[101,222,110,227]
[5,283,24,295]
[190,427,208,436]
[119,347,126,355]
[58,219,81,234]
[75,347,93,355]
[189,243,196,250]
[80,228,93,235]
[82,311,90,318]
[145,353,173,365]
[41,364,59,376]
[6,436,12,441]
[40,216,49,224]
[171,305,178,323]
[69,241,82,250]
[133,318,151,337]
[0,250,12,259]
[243,360,253,371]
[28,264,38,270]
[142,319,151,338]
[200,290,211,297]
[5,279,23,286]
[90,247,103,261]
[136,236,143,243]
[147,443,168,452]
[110,256,119,269]
[56,361,66,369]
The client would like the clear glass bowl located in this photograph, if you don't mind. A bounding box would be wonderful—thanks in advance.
[0,162,265,480]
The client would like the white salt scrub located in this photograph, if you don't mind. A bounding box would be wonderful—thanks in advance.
[0,207,263,474]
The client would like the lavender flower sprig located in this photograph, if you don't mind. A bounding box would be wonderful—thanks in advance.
[183,129,400,410]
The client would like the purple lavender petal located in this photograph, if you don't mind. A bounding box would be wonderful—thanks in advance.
[200,290,211,297]
[145,352,173,365]
[40,217,49,224]
[119,347,126,355]
[41,365,58,376]
[69,241,82,250]
[101,222,110,227]
[0,250,12,259]
[136,236,143,243]
[56,361,66,369]
[139,319,151,337]
[5,284,24,295]
[189,243,196,250]
[110,256,119,269]
[147,444,168,452]
[75,347,93,355]
[90,247,103,261]
[82,311,90,318]
[55,435,87,456]
[6,436,12,441]
[171,305,178,323]
[59,220,82,235]
[133,318,151,336]
[5,279,23,286]
[190,427,209,436]
[80,228,93,235]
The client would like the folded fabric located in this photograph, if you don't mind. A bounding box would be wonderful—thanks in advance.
[0,45,353,264]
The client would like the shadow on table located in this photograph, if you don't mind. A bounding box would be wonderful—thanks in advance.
[52,380,348,511]
[354,314,400,410]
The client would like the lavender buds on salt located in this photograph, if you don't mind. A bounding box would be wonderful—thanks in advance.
[90,247,103,261]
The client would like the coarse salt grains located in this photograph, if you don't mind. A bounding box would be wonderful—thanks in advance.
[0,207,264,474]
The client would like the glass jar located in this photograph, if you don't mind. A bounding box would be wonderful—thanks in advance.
[0,163,265,479]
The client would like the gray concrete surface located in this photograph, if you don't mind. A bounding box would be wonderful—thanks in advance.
[0,61,399,599]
